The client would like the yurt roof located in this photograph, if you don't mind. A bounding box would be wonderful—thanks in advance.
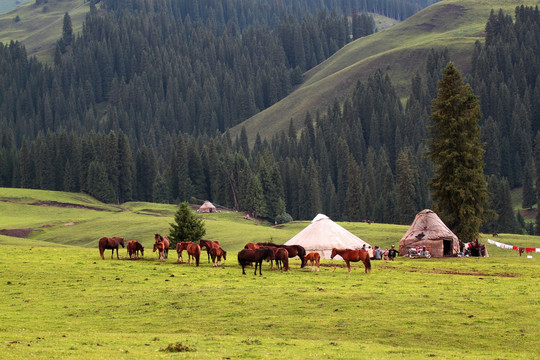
[400,209,458,242]
[199,201,216,209]
[284,214,370,257]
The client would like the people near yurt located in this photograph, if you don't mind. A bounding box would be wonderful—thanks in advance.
[367,246,374,259]
[373,246,383,260]
[388,245,398,260]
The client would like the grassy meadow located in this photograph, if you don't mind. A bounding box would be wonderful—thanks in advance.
[0,0,89,62]
[1,188,539,359]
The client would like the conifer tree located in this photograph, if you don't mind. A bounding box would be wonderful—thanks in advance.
[168,201,206,249]
[427,62,488,242]
[62,12,73,46]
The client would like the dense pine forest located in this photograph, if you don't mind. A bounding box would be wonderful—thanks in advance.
[1,0,539,235]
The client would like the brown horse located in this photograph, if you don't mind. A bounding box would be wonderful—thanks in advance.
[244,243,260,250]
[275,248,289,271]
[186,243,201,266]
[331,248,371,273]
[176,241,193,263]
[257,242,306,268]
[305,252,321,272]
[153,242,165,261]
[200,239,221,263]
[98,236,125,260]
[154,234,169,259]
[210,246,227,267]
[238,248,275,275]
[127,240,144,259]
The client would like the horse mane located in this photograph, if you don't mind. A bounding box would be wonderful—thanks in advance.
[258,242,279,247]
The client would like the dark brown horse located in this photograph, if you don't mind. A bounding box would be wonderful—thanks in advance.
[176,241,193,263]
[305,252,321,272]
[331,248,371,273]
[210,246,227,267]
[238,248,275,275]
[200,239,221,263]
[127,240,144,259]
[98,236,125,260]
[275,248,289,271]
[186,243,201,266]
[154,234,169,259]
[153,242,166,261]
[257,242,306,268]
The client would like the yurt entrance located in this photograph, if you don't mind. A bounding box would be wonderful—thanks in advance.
[443,239,453,256]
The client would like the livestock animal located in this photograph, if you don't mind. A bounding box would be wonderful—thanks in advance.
[199,239,221,263]
[154,234,169,259]
[175,241,194,263]
[274,248,289,271]
[210,246,227,267]
[238,248,275,275]
[257,242,306,268]
[186,242,201,266]
[127,240,144,259]
[330,248,371,273]
[98,236,125,260]
[305,252,321,272]
[153,241,166,261]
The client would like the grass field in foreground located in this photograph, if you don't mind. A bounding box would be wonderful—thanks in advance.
[1,188,539,358]
[0,246,539,359]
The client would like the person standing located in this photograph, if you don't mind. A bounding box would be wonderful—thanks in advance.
[374,246,383,260]
[383,248,389,261]
[388,245,398,261]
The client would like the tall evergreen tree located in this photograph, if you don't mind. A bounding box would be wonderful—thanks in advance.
[168,201,206,249]
[427,62,488,243]
[62,12,73,46]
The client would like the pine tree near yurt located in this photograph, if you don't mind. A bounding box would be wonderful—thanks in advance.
[168,202,206,249]
[427,62,488,243]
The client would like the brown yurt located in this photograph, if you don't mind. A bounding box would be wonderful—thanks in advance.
[198,201,217,213]
[399,209,459,257]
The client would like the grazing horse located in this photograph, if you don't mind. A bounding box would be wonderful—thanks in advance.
[275,248,289,271]
[330,248,371,273]
[238,248,275,275]
[305,252,321,272]
[210,247,227,267]
[175,241,194,263]
[153,242,166,261]
[98,236,125,260]
[200,239,221,263]
[244,243,260,250]
[257,242,306,268]
[127,240,144,259]
[186,243,201,266]
[154,234,169,259]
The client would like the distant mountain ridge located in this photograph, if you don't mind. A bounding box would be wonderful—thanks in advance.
[229,0,538,144]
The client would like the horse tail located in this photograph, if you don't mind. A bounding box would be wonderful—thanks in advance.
[297,246,306,268]
[98,239,105,259]
[364,255,372,273]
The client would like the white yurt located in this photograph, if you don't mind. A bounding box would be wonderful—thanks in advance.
[284,214,370,259]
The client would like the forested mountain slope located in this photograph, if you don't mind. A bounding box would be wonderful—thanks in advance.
[1,0,540,236]
[231,0,538,143]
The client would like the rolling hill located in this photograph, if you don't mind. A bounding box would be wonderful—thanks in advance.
[0,0,89,62]
[228,0,539,144]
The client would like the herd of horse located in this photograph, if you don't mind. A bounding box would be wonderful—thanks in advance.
[98,235,372,275]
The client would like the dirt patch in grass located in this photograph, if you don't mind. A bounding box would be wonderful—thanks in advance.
[0,228,33,238]
[407,267,517,278]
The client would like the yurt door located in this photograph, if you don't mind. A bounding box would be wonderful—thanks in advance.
[443,239,453,256]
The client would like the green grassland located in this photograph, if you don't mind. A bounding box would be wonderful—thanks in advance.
[230,0,540,145]
[0,0,89,63]
[1,188,539,358]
